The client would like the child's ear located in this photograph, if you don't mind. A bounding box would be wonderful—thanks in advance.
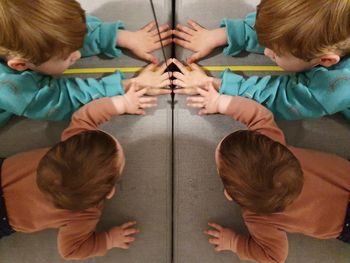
[319,54,340,67]
[106,187,116,200]
[7,58,30,71]
[224,189,233,201]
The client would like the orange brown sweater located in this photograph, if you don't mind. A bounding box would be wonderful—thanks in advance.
[218,96,350,263]
[2,97,121,259]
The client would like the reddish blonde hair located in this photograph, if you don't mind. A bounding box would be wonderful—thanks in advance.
[0,0,86,65]
[256,0,350,60]
[37,131,121,212]
[218,130,303,214]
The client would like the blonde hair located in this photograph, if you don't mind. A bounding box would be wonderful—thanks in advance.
[256,0,350,61]
[0,0,86,65]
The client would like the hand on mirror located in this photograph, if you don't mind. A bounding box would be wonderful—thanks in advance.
[107,221,139,249]
[133,59,172,95]
[204,222,238,253]
[172,58,212,95]
[117,21,172,64]
[173,20,227,63]
[113,84,158,115]
[186,82,220,115]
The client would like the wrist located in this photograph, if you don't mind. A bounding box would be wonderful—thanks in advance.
[211,28,228,48]
[111,96,127,115]
[217,95,233,114]
[116,30,133,49]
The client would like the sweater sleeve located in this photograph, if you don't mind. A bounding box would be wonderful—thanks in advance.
[61,97,121,140]
[219,66,350,120]
[234,220,288,263]
[218,95,286,144]
[0,71,124,127]
[80,15,125,58]
[57,215,111,260]
[220,12,265,56]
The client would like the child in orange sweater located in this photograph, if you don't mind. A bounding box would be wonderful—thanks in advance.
[0,83,157,260]
[186,82,350,263]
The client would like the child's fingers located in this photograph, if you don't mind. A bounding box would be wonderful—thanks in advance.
[187,52,202,64]
[187,19,204,31]
[208,238,220,245]
[172,58,189,74]
[187,102,204,108]
[119,243,130,249]
[160,79,172,87]
[157,30,173,41]
[142,21,156,32]
[176,24,196,35]
[172,30,192,41]
[187,96,204,104]
[208,222,223,231]
[196,87,209,97]
[151,88,172,95]
[136,88,148,96]
[151,24,170,35]
[174,88,194,95]
[205,229,220,238]
[215,246,223,252]
[135,109,146,115]
[188,63,202,71]
[121,221,137,230]
[154,38,173,49]
[124,236,136,243]
[172,79,186,88]
[160,72,171,81]
[142,53,158,64]
[172,72,186,82]
[198,109,208,115]
[173,38,191,49]
[124,228,139,236]
[139,97,157,104]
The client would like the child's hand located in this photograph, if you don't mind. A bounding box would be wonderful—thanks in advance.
[113,84,157,115]
[172,58,212,95]
[204,222,238,252]
[186,82,220,115]
[133,60,172,95]
[107,221,139,249]
[173,20,227,63]
[117,21,172,64]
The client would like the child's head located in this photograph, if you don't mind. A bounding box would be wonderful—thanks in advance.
[0,0,86,75]
[37,131,125,212]
[216,130,303,214]
[255,0,350,72]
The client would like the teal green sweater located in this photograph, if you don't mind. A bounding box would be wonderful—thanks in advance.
[0,15,125,126]
[220,12,350,120]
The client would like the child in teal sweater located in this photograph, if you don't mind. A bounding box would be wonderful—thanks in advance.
[0,0,172,126]
[172,0,350,120]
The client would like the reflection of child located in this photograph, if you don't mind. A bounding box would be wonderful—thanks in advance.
[185,82,350,263]
[173,0,350,120]
[0,84,157,259]
[0,0,172,126]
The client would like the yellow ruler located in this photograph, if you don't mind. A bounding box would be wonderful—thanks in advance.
[63,65,283,74]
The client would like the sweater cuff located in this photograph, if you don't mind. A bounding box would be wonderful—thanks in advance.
[100,21,125,58]
[219,70,243,95]
[220,19,245,56]
[102,72,125,97]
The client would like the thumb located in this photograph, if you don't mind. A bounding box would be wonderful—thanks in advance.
[187,52,202,64]
[141,53,158,64]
